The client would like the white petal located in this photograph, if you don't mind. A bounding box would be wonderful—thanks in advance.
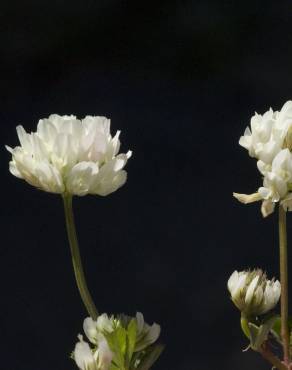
[66,162,99,196]
[261,200,275,217]
[227,271,239,295]
[34,162,64,193]
[233,192,262,204]
[97,337,113,370]
[8,161,23,178]
[16,125,31,152]
[94,170,127,196]
[145,323,161,344]
[136,312,145,335]
[83,317,98,344]
[245,276,259,305]
[96,314,113,333]
[36,119,57,147]
[74,337,97,370]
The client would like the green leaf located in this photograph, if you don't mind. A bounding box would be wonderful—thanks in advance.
[271,316,292,345]
[271,316,282,343]
[105,326,127,369]
[240,316,250,339]
[126,319,137,365]
[135,344,164,370]
[110,364,120,370]
[248,323,260,350]
[248,316,277,351]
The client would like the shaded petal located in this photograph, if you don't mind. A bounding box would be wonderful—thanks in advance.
[97,337,113,370]
[83,317,98,345]
[233,192,262,204]
[261,200,275,217]
[74,336,97,370]
[66,162,99,196]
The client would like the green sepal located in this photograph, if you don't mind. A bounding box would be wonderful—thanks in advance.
[125,319,138,367]
[248,316,277,351]
[240,316,251,339]
[109,364,120,370]
[271,315,282,343]
[105,326,127,369]
[134,343,164,370]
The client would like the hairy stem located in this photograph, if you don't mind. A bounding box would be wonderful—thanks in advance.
[63,194,98,320]
[279,205,290,365]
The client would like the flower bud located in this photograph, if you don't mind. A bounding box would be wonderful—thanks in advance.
[227,269,281,316]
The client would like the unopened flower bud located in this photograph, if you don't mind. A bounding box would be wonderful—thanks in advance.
[227,269,281,316]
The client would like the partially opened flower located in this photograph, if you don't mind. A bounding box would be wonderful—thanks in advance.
[83,312,160,351]
[234,101,292,217]
[6,114,132,196]
[74,312,162,370]
[227,269,281,317]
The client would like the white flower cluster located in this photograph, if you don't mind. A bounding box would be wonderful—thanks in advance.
[227,269,281,317]
[234,101,292,216]
[6,115,132,196]
[74,313,161,370]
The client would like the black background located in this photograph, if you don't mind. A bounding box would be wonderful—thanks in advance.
[1,1,292,369]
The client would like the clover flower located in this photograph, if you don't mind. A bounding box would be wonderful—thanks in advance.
[6,114,132,196]
[74,334,113,370]
[83,312,161,351]
[234,101,292,216]
[73,312,161,370]
[227,269,281,317]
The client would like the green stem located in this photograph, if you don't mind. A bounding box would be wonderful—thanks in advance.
[260,344,287,370]
[279,205,290,365]
[62,194,98,320]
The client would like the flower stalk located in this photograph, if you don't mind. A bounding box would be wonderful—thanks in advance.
[63,194,98,320]
[260,343,287,370]
[279,205,290,365]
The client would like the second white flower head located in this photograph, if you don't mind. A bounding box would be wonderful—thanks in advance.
[234,101,292,216]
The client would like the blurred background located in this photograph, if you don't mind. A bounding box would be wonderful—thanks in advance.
[1,0,292,369]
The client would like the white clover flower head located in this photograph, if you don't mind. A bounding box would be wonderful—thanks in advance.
[227,269,281,316]
[234,101,292,217]
[135,312,161,351]
[6,114,132,196]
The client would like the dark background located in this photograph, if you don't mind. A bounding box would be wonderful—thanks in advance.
[1,1,292,369]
